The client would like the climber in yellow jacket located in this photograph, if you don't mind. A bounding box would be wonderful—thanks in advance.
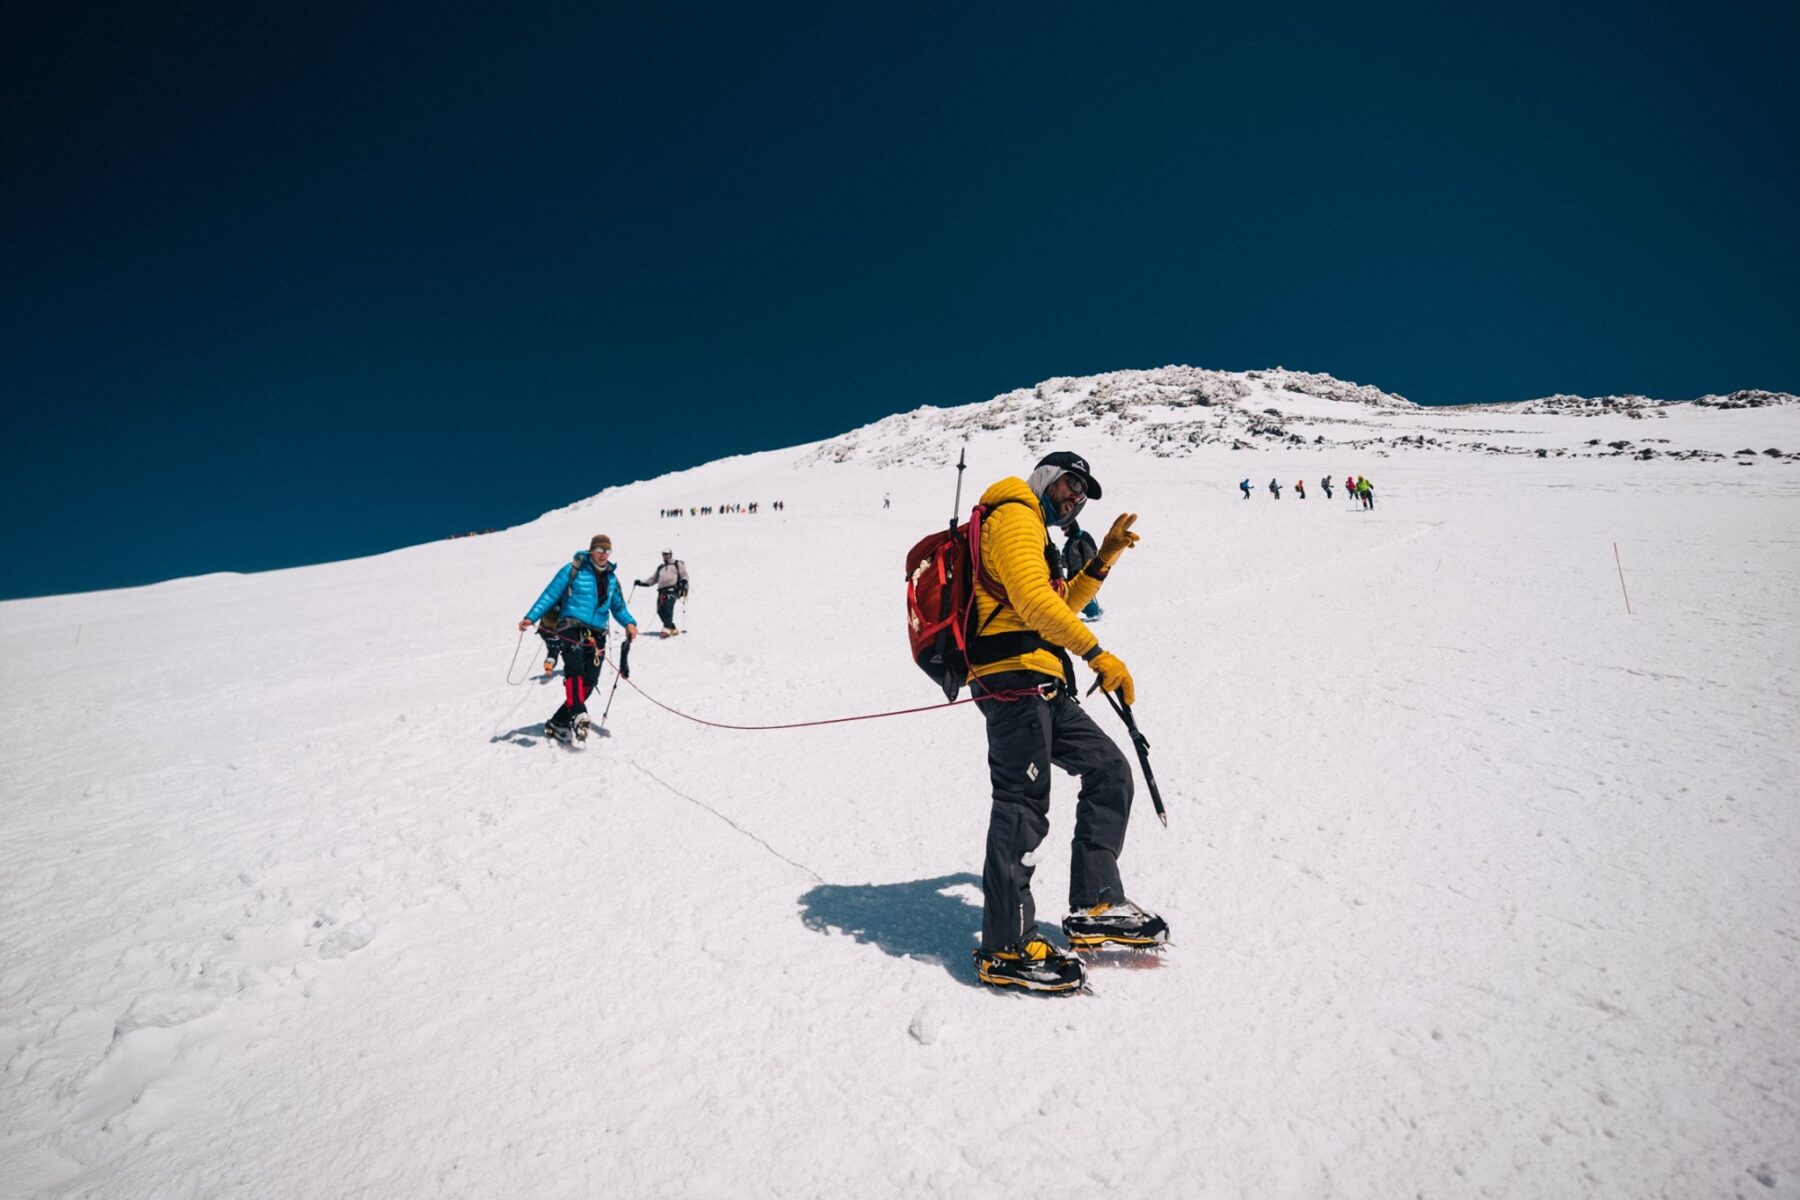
[966,451,1169,994]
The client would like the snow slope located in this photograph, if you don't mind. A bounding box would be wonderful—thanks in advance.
[3,370,1798,1198]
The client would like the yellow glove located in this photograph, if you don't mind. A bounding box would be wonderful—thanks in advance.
[1086,650,1136,706]
[1099,512,1140,563]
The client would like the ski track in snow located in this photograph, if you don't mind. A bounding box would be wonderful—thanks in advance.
[3,386,1798,1198]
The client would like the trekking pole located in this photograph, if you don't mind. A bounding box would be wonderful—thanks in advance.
[1090,684,1169,828]
[597,637,632,736]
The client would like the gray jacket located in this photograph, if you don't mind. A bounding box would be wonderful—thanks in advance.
[638,560,689,591]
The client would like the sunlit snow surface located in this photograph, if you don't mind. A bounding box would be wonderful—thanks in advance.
[3,371,1797,1198]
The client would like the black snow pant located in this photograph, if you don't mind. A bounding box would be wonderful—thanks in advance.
[550,626,606,725]
[538,631,563,669]
[656,589,678,631]
[973,671,1135,952]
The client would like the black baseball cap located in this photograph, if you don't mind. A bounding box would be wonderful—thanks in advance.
[1036,451,1102,501]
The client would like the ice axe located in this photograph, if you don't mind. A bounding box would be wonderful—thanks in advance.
[1088,680,1169,827]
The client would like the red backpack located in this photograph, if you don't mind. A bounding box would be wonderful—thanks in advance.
[906,498,1068,699]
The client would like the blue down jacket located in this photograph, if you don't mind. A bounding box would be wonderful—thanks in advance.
[525,552,637,631]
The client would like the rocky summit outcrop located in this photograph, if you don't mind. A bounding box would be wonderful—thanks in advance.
[812,366,1799,467]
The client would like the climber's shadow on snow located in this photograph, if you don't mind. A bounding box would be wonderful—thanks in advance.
[490,724,553,747]
[492,722,616,747]
[799,873,983,987]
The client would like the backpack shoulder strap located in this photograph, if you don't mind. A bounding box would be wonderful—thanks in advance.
[968,496,1043,611]
[564,556,615,605]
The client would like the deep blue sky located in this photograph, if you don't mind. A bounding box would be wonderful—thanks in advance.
[4,2,1795,599]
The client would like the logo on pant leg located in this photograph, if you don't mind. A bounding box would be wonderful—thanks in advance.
[1026,762,1039,781]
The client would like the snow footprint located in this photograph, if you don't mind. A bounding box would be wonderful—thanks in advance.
[71,987,229,1144]
[306,898,377,959]
[315,918,377,959]
[111,989,224,1040]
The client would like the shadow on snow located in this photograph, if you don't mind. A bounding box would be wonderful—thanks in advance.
[490,723,612,747]
[492,722,616,748]
[799,873,985,988]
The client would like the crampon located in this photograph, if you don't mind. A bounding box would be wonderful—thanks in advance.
[1071,941,1168,970]
[1061,899,1169,964]
[973,936,1088,994]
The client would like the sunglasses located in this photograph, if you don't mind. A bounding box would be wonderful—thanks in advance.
[1059,472,1088,499]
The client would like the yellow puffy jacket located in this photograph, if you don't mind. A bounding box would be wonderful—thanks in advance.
[968,477,1105,682]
